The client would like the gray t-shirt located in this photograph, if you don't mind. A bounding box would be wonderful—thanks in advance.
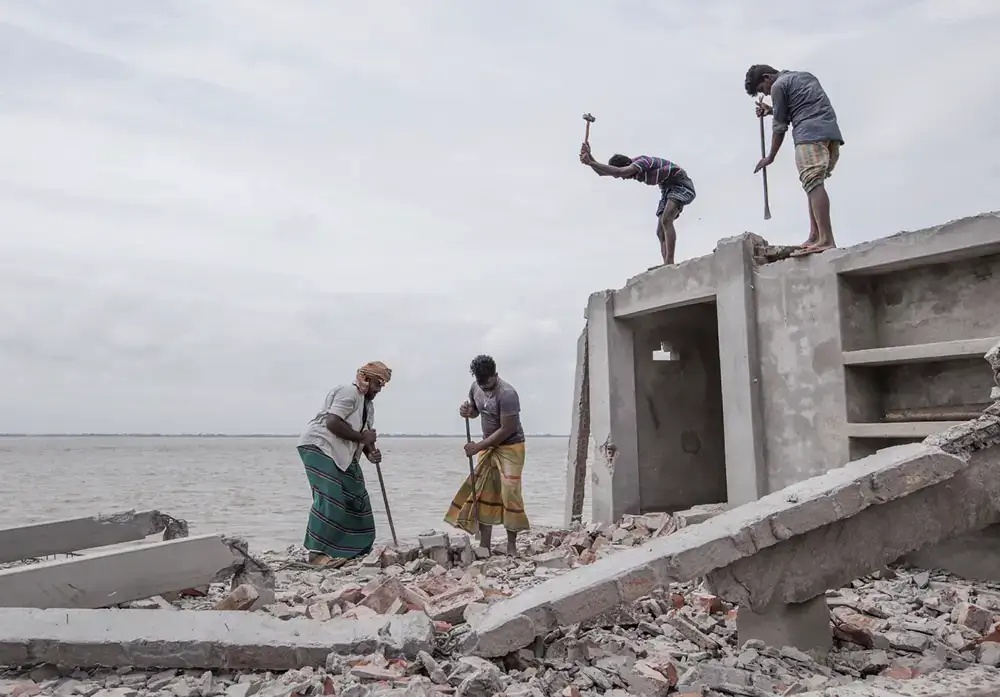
[469,378,525,446]
[771,70,843,146]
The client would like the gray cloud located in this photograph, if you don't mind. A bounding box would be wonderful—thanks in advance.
[1,0,998,434]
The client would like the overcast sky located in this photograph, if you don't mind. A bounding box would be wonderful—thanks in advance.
[1,0,997,435]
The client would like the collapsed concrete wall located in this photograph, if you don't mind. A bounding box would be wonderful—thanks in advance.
[468,382,1000,657]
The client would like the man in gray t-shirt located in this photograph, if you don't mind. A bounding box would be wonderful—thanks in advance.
[445,354,530,556]
[745,64,844,257]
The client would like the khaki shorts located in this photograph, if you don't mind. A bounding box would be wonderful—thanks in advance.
[794,141,840,194]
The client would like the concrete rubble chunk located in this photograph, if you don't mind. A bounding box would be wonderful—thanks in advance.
[461,442,985,657]
[0,534,255,609]
[0,607,434,669]
[0,510,188,564]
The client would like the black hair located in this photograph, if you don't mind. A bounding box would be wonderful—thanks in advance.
[608,154,632,168]
[470,354,497,383]
[744,64,779,96]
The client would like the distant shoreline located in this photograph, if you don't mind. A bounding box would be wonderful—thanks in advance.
[0,433,569,438]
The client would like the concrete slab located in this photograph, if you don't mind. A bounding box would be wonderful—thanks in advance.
[798,665,1000,697]
[706,418,1000,611]
[462,439,987,657]
[832,211,1000,276]
[0,534,248,609]
[0,607,434,669]
[563,325,590,526]
[0,510,187,564]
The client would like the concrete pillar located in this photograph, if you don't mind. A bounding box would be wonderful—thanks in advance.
[586,290,640,524]
[715,236,768,505]
[563,324,590,526]
[737,597,832,655]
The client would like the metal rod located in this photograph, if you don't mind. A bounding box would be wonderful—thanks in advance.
[373,460,398,547]
[758,107,772,221]
[465,417,480,533]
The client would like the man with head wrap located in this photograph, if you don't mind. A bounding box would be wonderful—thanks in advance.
[297,361,392,568]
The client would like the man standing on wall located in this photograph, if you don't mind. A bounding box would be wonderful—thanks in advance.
[579,143,696,266]
[444,354,530,556]
[745,64,844,257]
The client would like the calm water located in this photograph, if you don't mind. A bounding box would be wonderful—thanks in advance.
[0,436,590,552]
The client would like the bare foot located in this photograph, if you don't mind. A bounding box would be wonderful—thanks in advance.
[790,244,834,258]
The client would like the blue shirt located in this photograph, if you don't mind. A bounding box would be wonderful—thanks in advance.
[771,71,844,146]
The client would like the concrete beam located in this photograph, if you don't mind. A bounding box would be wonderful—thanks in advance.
[612,253,717,319]
[563,324,590,526]
[461,439,986,657]
[0,510,187,564]
[587,291,640,524]
[0,607,435,669]
[715,235,768,505]
[842,336,1000,367]
[832,211,1000,277]
[0,534,248,609]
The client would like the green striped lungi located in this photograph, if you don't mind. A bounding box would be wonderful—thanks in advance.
[298,444,376,559]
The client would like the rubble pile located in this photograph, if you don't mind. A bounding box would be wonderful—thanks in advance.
[7,501,1000,695]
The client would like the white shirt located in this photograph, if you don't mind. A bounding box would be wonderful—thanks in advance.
[297,384,374,472]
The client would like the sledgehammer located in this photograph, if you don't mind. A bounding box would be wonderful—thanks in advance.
[582,113,595,145]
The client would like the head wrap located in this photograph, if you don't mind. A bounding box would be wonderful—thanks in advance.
[356,361,392,392]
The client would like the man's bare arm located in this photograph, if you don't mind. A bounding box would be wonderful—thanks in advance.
[589,161,639,178]
[476,414,518,450]
[326,414,364,442]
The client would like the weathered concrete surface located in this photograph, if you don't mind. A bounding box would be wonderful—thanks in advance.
[0,607,434,669]
[832,211,1000,276]
[736,596,831,654]
[563,325,590,526]
[0,534,249,609]
[463,442,977,657]
[587,290,640,524]
[705,421,1000,611]
[798,665,1000,697]
[716,235,767,505]
[0,509,188,564]
[612,252,717,319]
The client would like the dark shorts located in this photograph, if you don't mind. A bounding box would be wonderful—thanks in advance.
[656,181,697,218]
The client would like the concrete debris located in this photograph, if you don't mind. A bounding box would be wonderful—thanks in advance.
[0,534,253,610]
[6,516,1000,695]
[0,510,189,565]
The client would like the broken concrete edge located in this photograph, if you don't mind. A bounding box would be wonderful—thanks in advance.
[461,442,972,657]
[0,510,190,565]
[0,607,435,670]
[0,534,271,610]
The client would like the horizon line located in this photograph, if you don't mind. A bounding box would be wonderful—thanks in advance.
[0,432,570,438]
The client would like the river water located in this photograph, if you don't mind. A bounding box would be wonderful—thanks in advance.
[0,436,590,552]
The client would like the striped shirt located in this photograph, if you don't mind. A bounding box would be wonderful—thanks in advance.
[631,156,694,190]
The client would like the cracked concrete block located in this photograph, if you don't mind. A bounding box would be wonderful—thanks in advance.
[0,607,434,669]
[463,442,987,657]
[0,510,187,564]
[706,445,1000,610]
[0,534,252,609]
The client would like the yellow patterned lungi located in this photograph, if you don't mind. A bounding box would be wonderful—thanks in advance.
[444,442,530,534]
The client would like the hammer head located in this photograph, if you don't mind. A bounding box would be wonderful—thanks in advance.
[582,113,595,123]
